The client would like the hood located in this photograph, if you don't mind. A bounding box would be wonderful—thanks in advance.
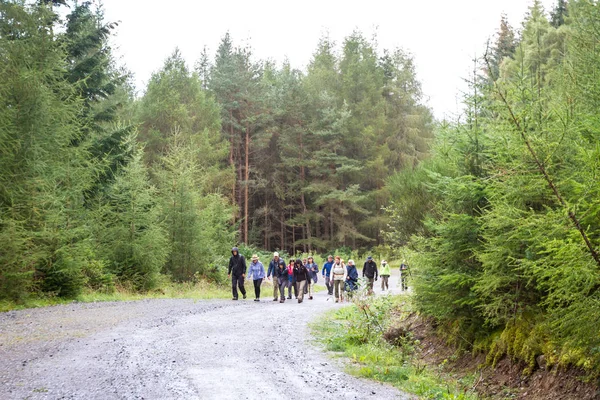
[231,246,239,256]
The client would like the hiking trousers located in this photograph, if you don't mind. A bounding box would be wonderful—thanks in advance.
[297,280,307,302]
[381,275,390,290]
[231,274,246,299]
[333,279,344,301]
[253,279,262,299]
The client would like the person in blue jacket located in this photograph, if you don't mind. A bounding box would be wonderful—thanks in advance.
[247,254,265,301]
[345,259,359,300]
[306,256,319,300]
[321,255,334,295]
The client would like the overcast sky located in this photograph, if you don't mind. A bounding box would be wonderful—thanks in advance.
[99,0,556,120]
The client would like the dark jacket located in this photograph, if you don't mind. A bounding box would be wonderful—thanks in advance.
[228,251,247,276]
[346,264,359,281]
[362,260,378,280]
[267,258,284,277]
[294,263,310,282]
[275,263,288,280]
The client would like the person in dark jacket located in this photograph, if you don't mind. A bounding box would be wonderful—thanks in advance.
[306,256,319,300]
[321,255,334,295]
[362,256,378,295]
[267,252,284,301]
[275,259,289,303]
[228,247,247,300]
[345,259,359,299]
[293,258,310,303]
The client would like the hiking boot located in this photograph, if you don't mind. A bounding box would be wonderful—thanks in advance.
[254,299,259,302]
[335,299,339,303]
[309,296,313,300]
[280,299,285,303]
[243,294,247,299]
[232,297,238,300]
[273,298,278,301]
[287,296,291,299]
[298,299,302,303]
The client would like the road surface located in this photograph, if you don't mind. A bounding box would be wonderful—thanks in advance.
[0,272,411,399]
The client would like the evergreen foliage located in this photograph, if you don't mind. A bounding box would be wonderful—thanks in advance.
[385,0,600,374]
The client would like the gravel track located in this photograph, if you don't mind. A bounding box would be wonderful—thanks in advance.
[0,275,410,400]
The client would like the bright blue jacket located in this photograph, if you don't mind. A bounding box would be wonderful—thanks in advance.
[322,260,334,277]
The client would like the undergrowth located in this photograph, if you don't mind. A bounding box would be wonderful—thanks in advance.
[310,293,479,400]
[0,274,232,312]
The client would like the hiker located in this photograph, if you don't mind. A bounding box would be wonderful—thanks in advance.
[247,254,265,301]
[363,256,378,295]
[302,258,309,295]
[228,247,247,300]
[400,259,410,291]
[267,252,284,301]
[330,256,346,303]
[286,259,295,299]
[306,256,319,300]
[275,259,289,303]
[380,260,391,291]
[345,259,359,300]
[322,255,334,295]
[293,258,310,303]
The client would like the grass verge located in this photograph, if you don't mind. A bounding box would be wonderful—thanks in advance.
[0,278,233,312]
[310,295,479,400]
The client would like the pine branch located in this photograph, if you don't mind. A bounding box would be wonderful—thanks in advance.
[483,50,600,271]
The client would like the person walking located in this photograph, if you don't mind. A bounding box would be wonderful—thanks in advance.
[286,260,295,299]
[293,258,310,303]
[228,247,247,300]
[302,258,309,295]
[275,259,289,303]
[380,260,391,291]
[267,252,284,301]
[345,259,359,300]
[247,254,265,301]
[400,259,410,291]
[322,255,334,295]
[330,256,346,303]
[362,256,378,295]
[306,256,319,300]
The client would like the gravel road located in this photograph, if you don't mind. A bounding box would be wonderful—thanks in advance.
[0,273,411,400]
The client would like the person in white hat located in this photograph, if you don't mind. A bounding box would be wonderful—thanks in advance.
[247,254,265,301]
[266,252,284,301]
[380,260,391,291]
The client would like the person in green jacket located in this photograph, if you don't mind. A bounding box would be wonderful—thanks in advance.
[380,260,391,291]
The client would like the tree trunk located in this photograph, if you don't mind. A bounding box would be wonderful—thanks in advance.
[229,110,235,217]
[244,124,250,244]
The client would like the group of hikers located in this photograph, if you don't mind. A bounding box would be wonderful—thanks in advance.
[228,247,410,303]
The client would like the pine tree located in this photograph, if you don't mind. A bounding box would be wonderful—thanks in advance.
[0,1,94,299]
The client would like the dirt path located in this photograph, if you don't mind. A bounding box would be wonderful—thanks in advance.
[0,272,410,400]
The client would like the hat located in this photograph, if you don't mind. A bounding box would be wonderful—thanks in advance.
[367,256,373,260]
[308,256,313,260]
[251,254,259,261]
[381,260,387,265]
[273,252,279,257]
[348,259,354,265]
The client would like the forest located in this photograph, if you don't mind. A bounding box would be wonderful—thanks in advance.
[1,0,600,375]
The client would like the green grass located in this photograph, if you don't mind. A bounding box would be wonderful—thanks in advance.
[311,303,480,400]
[0,279,232,312]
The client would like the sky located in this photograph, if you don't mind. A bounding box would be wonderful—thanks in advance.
[99,0,557,120]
